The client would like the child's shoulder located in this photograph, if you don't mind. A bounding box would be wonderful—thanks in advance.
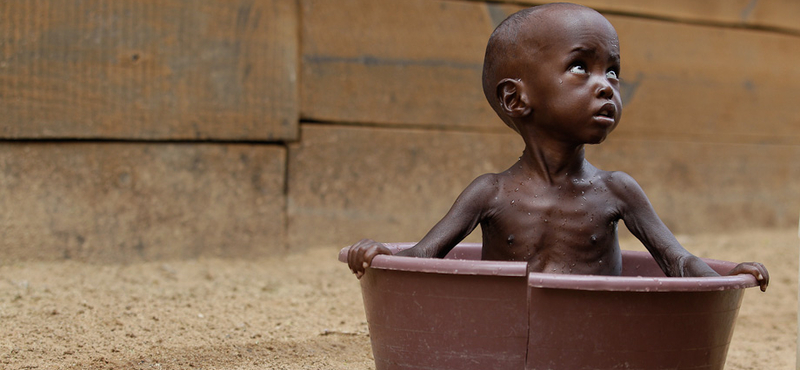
[464,172,504,194]
[593,169,637,186]
[443,172,507,216]
[591,168,648,202]
[456,172,512,205]
[468,170,525,190]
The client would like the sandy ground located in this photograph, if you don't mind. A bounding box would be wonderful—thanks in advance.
[0,229,796,369]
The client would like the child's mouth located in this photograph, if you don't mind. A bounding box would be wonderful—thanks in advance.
[594,103,616,124]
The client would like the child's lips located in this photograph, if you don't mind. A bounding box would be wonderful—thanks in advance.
[593,103,617,126]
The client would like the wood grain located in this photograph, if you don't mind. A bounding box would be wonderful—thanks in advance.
[0,0,298,140]
[0,143,287,262]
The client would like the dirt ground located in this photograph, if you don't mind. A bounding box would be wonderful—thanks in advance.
[0,229,796,369]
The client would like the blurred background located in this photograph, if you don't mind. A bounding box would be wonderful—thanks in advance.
[1,0,798,263]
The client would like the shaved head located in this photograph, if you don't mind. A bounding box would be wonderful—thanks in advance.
[482,3,614,131]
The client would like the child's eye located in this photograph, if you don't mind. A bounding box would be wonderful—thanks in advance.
[606,70,619,80]
[568,64,587,74]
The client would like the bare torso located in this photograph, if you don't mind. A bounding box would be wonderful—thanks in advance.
[479,161,622,275]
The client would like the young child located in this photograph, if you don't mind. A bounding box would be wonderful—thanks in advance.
[347,3,769,291]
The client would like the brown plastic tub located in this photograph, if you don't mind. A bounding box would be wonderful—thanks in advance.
[338,243,759,370]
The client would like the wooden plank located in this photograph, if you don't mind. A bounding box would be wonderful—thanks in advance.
[0,143,287,263]
[484,0,800,33]
[301,0,800,145]
[0,0,298,141]
[287,124,523,248]
[300,0,517,129]
[587,137,800,234]
[289,124,799,247]
[609,14,800,145]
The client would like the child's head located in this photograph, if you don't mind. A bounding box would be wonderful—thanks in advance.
[482,3,621,144]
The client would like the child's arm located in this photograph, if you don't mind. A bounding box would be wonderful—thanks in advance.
[347,174,495,278]
[611,172,769,291]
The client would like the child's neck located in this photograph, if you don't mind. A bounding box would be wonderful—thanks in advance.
[518,141,587,185]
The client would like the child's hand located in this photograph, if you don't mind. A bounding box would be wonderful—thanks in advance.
[727,262,769,292]
[347,239,392,279]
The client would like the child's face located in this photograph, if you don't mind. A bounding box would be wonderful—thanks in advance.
[519,9,622,145]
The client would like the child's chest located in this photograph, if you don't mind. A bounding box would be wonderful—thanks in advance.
[483,180,621,255]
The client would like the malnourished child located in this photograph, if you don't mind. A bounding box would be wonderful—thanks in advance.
[347,3,769,291]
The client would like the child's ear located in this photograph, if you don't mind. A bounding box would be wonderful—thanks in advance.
[496,78,532,118]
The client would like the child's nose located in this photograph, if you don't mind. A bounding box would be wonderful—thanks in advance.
[595,78,614,99]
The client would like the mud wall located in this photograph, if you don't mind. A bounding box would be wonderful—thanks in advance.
[1,0,798,262]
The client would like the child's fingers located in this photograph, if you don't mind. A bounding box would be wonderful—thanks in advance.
[360,249,380,271]
[729,262,769,292]
[347,239,378,275]
[347,241,367,273]
[744,262,769,292]
[347,240,391,279]
[753,262,769,292]
[756,262,769,281]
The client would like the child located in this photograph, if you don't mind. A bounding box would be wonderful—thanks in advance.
[347,3,769,291]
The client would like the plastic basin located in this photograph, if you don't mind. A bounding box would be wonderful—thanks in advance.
[338,243,758,370]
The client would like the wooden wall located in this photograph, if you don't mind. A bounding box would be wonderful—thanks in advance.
[1,0,798,262]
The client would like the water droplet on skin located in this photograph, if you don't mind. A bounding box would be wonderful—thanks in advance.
[507,234,515,245]
[527,212,531,216]
[511,200,515,205]
[515,188,519,192]
[599,259,603,264]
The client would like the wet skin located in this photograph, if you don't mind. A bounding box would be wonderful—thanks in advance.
[477,162,625,275]
[348,4,769,291]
